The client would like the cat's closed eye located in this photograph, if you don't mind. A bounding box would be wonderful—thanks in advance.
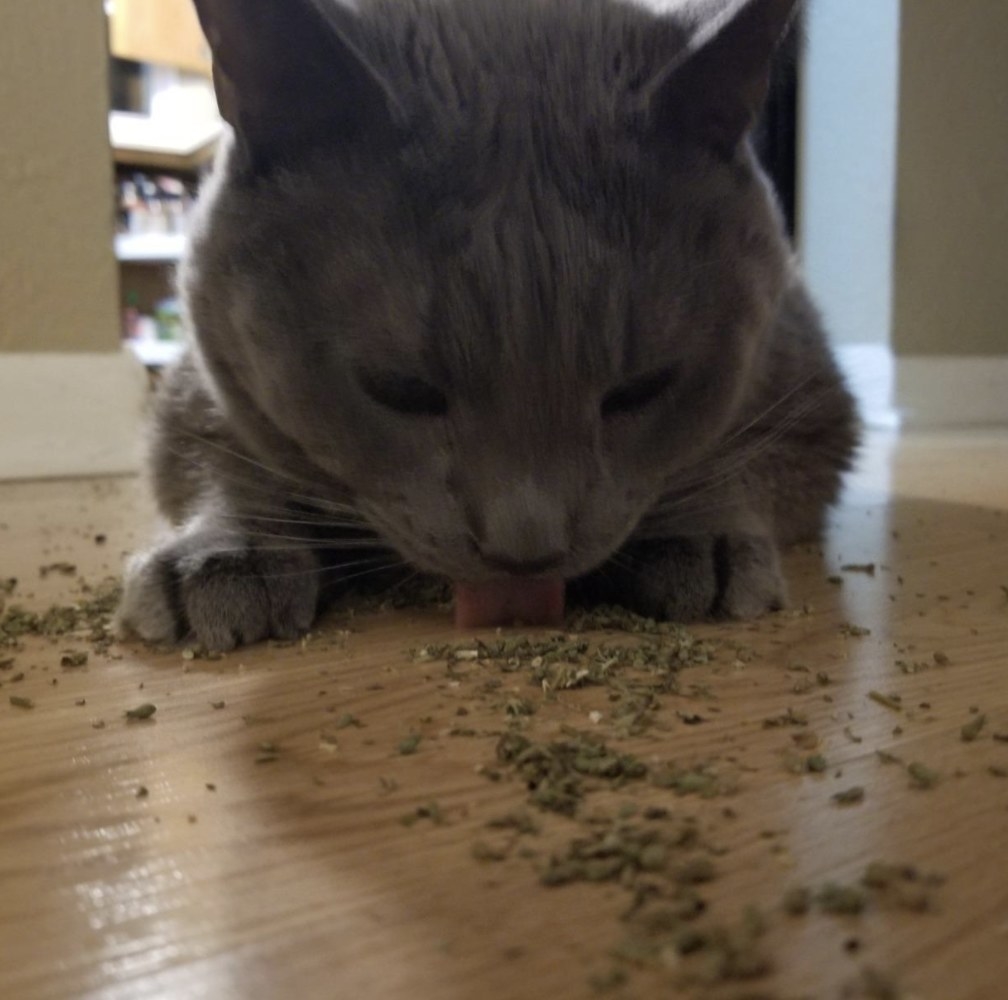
[359,371,448,417]
[601,366,678,418]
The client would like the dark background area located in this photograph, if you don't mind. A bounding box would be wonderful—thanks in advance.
[754,13,801,236]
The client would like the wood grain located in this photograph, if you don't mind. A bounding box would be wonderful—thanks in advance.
[1,431,1007,1000]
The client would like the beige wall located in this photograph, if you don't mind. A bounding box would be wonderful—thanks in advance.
[892,0,1008,356]
[0,0,119,352]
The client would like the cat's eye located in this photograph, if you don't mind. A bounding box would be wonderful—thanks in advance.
[359,370,448,417]
[601,366,678,418]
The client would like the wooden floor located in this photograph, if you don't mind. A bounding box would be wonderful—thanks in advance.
[2,430,1007,1000]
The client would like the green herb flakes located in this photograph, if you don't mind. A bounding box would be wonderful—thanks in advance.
[907,761,940,789]
[868,690,903,712]
[398,733,422,755]
[8,694,34,709]
[124,702,157,721]
[540,823,682,887]
[861,862,939,912]
[650,764,725,798]
[763,707,808,729]
[840,622,872,638]
[805,754,828,773]
[832,786,866,806]
[817,882,867,915]
[401,802,444,827]
[960,713,987,742]
[486,811,539,835]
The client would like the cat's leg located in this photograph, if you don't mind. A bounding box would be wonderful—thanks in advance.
[571,531,786,622]
[571,474,789,623]
[116,511,320,650]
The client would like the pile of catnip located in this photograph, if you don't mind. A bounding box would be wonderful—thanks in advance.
[408,599,949,996]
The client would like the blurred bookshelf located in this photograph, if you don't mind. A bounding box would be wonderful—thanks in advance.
[107,0,218,370]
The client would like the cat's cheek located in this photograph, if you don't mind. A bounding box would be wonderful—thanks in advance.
[565,503,647,578]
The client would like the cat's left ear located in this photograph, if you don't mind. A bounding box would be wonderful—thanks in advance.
[193,0,403,169]
[646,0,798,159]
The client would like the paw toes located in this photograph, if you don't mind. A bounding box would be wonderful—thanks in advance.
[116,550,186,644]
[118,538,319,650]
[578,533,786,623]
[259,552,320,640]
[185,575,271,651]
[714,535,787,619]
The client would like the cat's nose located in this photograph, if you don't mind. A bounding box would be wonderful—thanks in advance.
[479,551,566,576]
[474,478,569,576]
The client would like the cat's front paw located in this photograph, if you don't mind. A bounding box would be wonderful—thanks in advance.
[574,534,786,622]
[117,529,319,651]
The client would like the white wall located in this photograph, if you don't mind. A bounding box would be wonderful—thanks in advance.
[798,0,900,347]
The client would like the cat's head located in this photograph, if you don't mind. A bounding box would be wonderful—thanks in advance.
[184,0,796,583]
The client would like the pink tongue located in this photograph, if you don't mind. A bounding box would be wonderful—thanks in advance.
[453,578,565,628]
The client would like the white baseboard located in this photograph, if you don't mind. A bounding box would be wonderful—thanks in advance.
[0,350,147,480]
[836,344,1008,430]
[896,355,1008,428]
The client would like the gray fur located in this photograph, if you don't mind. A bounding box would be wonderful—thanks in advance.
[117,0,858,650]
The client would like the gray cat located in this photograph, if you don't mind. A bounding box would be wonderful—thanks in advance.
[117,0,858,650]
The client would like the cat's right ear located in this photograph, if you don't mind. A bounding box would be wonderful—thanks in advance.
[644,0,798,159]
[192,0,402,169]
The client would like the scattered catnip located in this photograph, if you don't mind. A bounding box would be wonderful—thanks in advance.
[840,623,872,638]
[398,733,422,755]
[805,754,828,773]
[876,750,902,766]
[124,702,157,721]
[817,883,867,916]
[960,714,986,742]
[868,690,902,712]
[763,708,808,729]
[832,786,866,806]
[401,802,444,826]
[907,761,940,789]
